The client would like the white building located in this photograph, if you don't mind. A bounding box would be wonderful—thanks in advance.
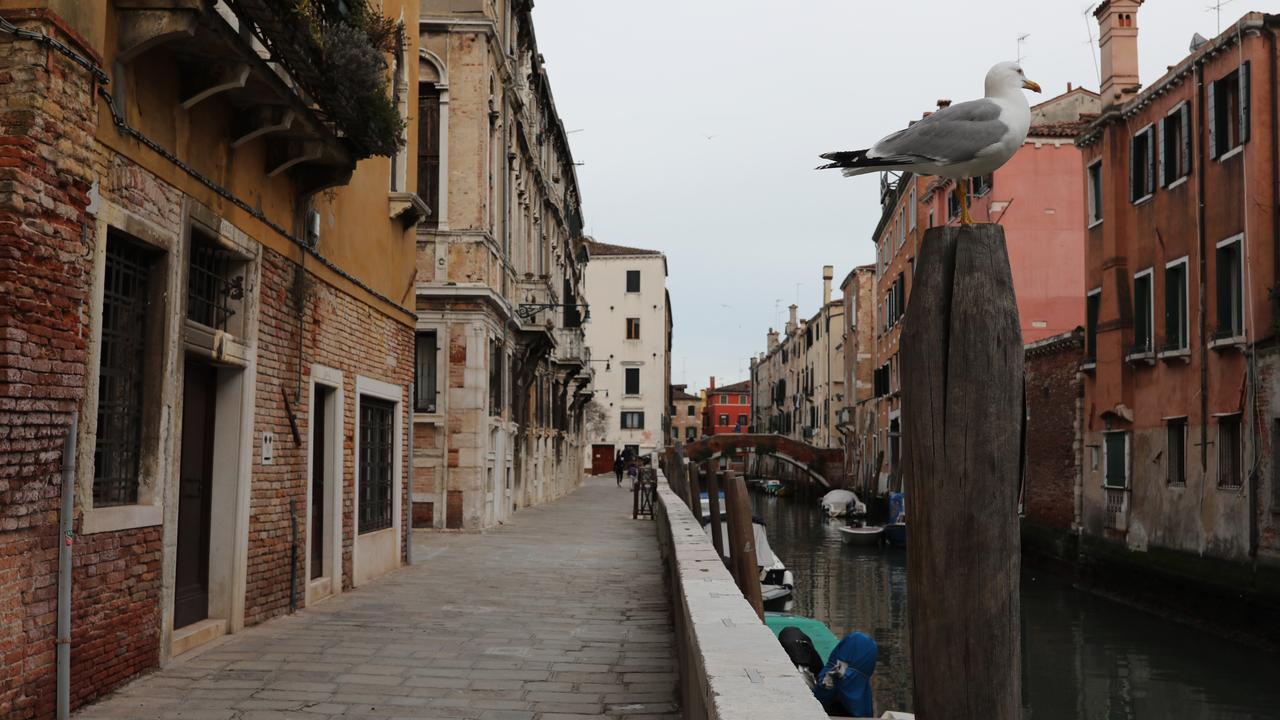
[581,240,671,473]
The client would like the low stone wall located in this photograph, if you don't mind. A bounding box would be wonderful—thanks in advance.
[653,473,828,720]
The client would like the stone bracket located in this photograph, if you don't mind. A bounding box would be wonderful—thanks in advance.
[116,6,200,63]
[267,140,322,178]
[231,107,295,149]
[181,63,251,109]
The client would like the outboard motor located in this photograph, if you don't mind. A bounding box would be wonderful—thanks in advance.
[777,626,824,689]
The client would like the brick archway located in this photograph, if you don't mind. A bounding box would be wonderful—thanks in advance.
[681,434,845,489]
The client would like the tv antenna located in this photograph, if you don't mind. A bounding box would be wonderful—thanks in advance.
[1207,0,1234,33]
[1016,33,1030,63]
[1082,4,1101,86]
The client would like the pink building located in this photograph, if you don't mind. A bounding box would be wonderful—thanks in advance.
[856,87,1100,493]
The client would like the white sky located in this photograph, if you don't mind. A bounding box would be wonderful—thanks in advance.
[532,0,1229,389]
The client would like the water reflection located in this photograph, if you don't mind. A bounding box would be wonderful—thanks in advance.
[751,490,1280,719]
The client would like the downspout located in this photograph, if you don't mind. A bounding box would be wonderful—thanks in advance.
[1196,62,1210,476]
[57,411,78,720]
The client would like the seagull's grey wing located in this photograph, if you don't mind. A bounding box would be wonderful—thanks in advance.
[869,99,1007,165]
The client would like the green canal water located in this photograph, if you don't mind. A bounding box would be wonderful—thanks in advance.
[751,490,1280,719]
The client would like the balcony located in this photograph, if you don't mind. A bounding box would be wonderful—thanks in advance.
[113,0,405,192]
[553,325,588,367]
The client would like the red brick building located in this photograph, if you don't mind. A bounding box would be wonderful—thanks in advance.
[1023,331,1086,532]
[0,3,420,716]
[1076,3,1280,582]
[702,378,752,435]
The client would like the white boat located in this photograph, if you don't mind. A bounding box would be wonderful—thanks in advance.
[701,514,795,603]
[838,525,884,545]
[820,489,866,518]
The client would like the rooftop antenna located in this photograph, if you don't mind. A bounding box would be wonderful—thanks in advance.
[1207,0,1234,34]
[1082,4,1101,86]
[1016,33,1030,63]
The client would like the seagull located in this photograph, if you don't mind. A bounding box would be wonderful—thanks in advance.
[817,61,1041,225]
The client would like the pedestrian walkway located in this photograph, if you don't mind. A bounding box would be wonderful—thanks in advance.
[76,476,677,720]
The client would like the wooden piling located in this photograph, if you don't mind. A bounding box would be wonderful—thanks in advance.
[704,462,725,561]
[687,465,702,523]
[723,470,763,620]
[899,225,1023,720]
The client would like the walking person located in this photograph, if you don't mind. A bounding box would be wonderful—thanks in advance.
[614,451,625,487]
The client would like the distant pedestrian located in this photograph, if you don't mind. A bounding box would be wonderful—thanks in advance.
[614,452,625,486]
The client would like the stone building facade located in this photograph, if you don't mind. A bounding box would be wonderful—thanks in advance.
[670,384,702,445]
[1076,3,1280,583]
[413,0,592,530]
[0,1,421,715]
[1023,330,1086,532]
[579,240,670,473]
[750,266,845,450]
[838,265,876,492]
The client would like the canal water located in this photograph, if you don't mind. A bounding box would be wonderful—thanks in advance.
[750,490,1280,719]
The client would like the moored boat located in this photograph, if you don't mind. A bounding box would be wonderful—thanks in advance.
[839,525,884,545]
[820,489,866,518]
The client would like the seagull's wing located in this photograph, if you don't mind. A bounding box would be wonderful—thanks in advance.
[868,99,1007,165]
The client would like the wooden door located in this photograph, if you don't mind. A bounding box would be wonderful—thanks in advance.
[175,360,216,629]
[591,444,615,475]
[310,387,330,581]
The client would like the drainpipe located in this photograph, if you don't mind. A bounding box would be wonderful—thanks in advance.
[407,380,414,565]
[57,411,78,720]
[1196,62,1210,475]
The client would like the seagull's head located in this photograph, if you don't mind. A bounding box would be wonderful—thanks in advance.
[986,61,1042,97]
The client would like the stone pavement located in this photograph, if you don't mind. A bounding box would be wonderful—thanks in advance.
[75,476,678,720]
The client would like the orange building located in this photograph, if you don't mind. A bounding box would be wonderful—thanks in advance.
[858,87,1099,494]
[702,378,752,435]
[1077,2,1280,582]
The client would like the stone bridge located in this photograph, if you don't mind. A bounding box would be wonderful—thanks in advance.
[679,433,845,489]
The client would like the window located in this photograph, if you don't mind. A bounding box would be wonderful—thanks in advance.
[908,185,917,230]
[94,233,154,507]
[358,397,395,533]
[1085,289,1101,363]
[1160,103,1192,186]
[737,414,748,427]
[896,209,905,247]
[719,414,729,426]
[1215,236,1244,339]
[187,233,243,332]
[621,411,644,429]
[720,394,727,404]
[1166,418,1187,485]
[739,394,747,404]
[885,274,906,330]
[687,404,695,417]
[1164,258,1188,351]
[1218,415,1242,488]
[1209,63,1250,159]
[415,331,438,412]
[1132,270,1153,354]
[686,426,696,441]
[626,317,640,340]
[1130,125,1155,202]
[947,188,961,219]
[672,427,679,440]
[626,270,641,293]
[624,367,640,395]
[971,174,992,196]
[1104,431,1129,489]
[1087,160,1104,225]
[418,83,442,228]
[488,339,504,415]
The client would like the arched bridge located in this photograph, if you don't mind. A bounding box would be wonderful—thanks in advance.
[677,433,845,489]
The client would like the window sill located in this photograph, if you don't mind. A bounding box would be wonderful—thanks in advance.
[1218,145,1244,162]
[389,192,431,228]
[1209,334,1247,352]
[1087,218,1103,230]
[1101,484,1130,492]
[1166,176,1189,191]
[1158,348,1191,363]
[81,503,163,535]
[413,411,442,422]
[1132,194,1154,207]
[1080,360,1097,372]
[1124,350,1156,366]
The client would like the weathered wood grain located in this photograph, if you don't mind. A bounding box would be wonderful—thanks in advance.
[724,470,764,620]
[899,224,1024,720]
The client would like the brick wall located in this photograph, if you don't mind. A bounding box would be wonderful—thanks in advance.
[247,247,412,623]
[1024,333,1084,531]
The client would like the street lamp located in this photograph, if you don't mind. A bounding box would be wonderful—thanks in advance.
[516,302,591,324]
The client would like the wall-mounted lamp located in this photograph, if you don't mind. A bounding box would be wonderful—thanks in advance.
[516,302,591,324]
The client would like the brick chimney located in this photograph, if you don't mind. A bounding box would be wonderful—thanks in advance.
[822,265,834,305]
[1095,0,1142,107]
[709,376,716,391]
[787,304,798,334]
[767,328,779,352]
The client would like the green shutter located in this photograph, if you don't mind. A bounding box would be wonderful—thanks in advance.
[1207,80,1219,159]
[1157,122,1167,187]
[1181,104,1193,176]
[1239,61,1251,145]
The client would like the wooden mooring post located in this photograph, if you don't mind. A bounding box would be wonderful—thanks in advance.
[899,225,1023,720]
[723,470,763,620]
[704,461,725,561]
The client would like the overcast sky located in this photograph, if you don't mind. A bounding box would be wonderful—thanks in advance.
[532,0,1221,390]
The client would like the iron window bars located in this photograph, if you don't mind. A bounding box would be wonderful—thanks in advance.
[187,239,243,332]
[358,398,396,533]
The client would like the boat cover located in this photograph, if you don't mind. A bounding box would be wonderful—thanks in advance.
[777,626,824,677]
[820,489,865,515]
[763,612,838,662]
[813,631,877,718]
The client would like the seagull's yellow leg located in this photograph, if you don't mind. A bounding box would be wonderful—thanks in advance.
[959,179,973,225]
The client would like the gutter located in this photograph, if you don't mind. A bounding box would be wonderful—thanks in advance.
[57,412,78,720]
[1196,63,1209,475]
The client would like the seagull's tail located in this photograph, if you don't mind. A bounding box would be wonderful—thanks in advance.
[817,149,900,177]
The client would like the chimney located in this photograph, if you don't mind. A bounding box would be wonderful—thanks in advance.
[709,376,716,391]
[936,99,951,109]
[822,265,834,305]
[767,328,780,352]
[1095,0,1142,108]
[787,304,798,334]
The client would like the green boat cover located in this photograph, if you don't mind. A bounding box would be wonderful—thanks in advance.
[764,612,839,663]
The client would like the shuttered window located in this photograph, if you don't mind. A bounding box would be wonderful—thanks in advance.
[1085,289,1101,363]
[624,367,640,395]
[1130,125,1155,202]
[415,331,438,413]
[625,270,641,293]
[1104,431,1128,489]
[1132,270,1153,354]
[1159,103,1192,186]
[417,84,442,228]
[1086,161,1103,224]
[1164,259,1188,351]
[1218,415,1242,489]
[621,411,644,429]
[1215,237,1243,339]
[1209,63,1250,159]
[1166,419,1187,486]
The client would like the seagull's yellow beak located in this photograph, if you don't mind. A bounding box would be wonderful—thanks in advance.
[1023,79,1043,93]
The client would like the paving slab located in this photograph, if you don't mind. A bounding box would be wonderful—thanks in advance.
[75,476,677,720]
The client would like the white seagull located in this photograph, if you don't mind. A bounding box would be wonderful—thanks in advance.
[818,61,1042,225]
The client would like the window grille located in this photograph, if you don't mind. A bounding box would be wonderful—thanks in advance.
[94,235,152,507]
[358,398,396,533]
[415,331,438,412]
[187,239,242,331]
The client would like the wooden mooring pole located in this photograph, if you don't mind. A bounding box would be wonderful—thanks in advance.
[723,470,763,620]
[899,225,1023,720]
[704,461,725,561]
